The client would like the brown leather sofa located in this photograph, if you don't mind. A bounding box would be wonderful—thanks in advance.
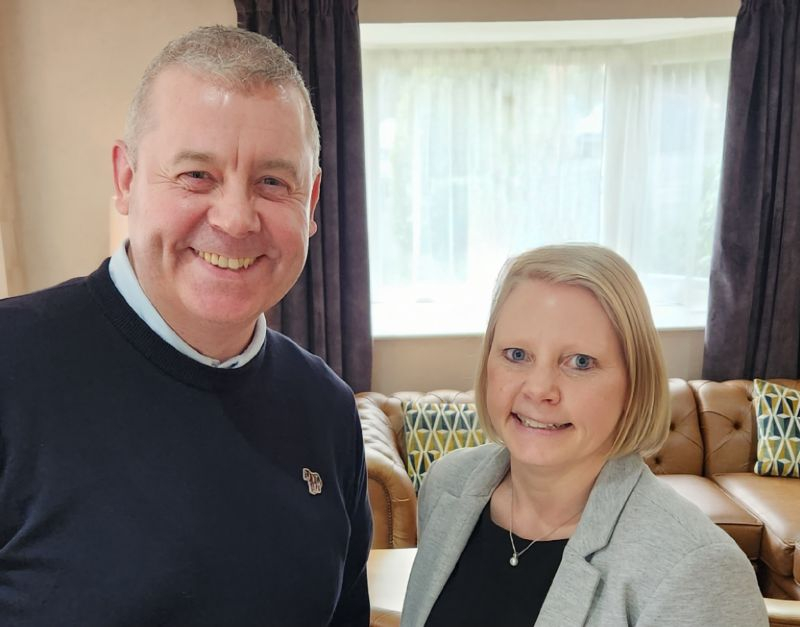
[358,379,800,615]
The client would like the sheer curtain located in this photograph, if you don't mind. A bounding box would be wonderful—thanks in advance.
[0,83,22,298]
[363,32,732,333]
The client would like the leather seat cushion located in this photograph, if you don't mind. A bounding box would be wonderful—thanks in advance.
[714,473,800,580]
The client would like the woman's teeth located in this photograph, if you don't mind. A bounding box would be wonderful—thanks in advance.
[515,413,571,430]
[195,249,256,270]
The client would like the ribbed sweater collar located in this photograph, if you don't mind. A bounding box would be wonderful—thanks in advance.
[86,259,268,392]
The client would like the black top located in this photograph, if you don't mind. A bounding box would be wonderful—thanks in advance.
[426,503,567,627]
[0,261,372,626]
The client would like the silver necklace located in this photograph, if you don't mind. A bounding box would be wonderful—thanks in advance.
[508,480,582,567]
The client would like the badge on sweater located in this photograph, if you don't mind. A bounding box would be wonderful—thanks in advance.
[302,468,323,495]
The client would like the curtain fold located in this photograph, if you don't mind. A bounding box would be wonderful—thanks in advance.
[703,0,800,380]
[0,81,24,298]
[236,0,372,392]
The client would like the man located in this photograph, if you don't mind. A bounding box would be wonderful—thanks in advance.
[0,26,371,626]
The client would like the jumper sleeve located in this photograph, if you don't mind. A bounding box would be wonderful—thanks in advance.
[329,404,373,627]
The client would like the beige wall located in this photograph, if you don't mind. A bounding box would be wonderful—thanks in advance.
[0,77,24,297]
[0,0,716,392]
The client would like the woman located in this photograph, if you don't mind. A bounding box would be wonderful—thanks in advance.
[401,244,767,627]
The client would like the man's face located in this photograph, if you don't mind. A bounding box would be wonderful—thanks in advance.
[113,67,320,356]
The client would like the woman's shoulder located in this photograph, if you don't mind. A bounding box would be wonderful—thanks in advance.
[628,468,737,546]
[602,463,753,583]
[585,461,765,624]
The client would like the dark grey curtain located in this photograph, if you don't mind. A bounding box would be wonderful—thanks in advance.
[703,0,800,380]
[235,0,372,392]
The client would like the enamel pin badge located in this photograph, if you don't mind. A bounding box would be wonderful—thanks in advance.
[303,468,323,495]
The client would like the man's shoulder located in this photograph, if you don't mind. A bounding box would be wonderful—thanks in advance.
[0,275,91,330]
[265,328,353,399]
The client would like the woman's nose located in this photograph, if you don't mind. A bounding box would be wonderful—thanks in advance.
[521,366,561,404]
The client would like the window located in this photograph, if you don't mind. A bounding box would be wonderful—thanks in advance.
[362,19,735,336]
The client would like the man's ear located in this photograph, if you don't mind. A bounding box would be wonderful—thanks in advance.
[112,141,134,216]
[308,169,322,237]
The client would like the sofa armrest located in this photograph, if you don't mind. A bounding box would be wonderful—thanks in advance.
[358,394,418,548]
[365,449,417,548]
[766,598,800,626]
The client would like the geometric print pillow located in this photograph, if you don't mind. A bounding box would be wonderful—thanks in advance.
[753,378,800,477]
[402,401,486,492]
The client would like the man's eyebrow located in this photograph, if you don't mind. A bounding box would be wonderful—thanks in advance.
[255,159,300,181]
[171,150,216,166]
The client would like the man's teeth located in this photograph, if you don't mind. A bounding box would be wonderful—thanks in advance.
[516,414,569,430]
[196,250,256,270]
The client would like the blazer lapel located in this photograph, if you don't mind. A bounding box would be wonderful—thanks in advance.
[536,454,645,627]
[536,550,601,626]
[403,446,510,626]
[407,491,488,624]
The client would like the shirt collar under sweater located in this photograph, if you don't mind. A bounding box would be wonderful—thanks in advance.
[108,241,266,369]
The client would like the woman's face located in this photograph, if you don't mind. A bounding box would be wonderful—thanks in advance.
[486,279,628,477]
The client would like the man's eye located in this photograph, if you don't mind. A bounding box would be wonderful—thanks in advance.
[186,171,208,179]
[567,354,596,370]
[502,348,527,362]
[260,176,284,187]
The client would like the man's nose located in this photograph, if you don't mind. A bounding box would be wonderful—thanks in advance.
[521,365,561,404]
[207,186,261,237]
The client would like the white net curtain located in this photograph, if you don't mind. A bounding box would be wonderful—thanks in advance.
[363,32,732,331]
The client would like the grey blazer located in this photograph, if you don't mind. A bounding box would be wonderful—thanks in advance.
[400,444,768,627]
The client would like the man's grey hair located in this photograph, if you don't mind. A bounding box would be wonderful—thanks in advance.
[124,25,320,169]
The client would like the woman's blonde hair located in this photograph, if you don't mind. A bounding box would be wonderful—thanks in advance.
[475,244,670,458]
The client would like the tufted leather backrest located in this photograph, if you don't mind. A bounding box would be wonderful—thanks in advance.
[363,384,703,475]
[358,390,476,460]
[691,378,800,476]
[644,378,704,476]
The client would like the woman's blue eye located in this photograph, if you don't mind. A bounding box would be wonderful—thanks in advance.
[571,354,595,370]
[504,348,526,362]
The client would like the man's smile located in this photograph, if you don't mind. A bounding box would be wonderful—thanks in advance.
[193,248,258,270]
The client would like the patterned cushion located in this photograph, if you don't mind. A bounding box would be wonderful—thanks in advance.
[753,379,800,477]
[403,401,486,492]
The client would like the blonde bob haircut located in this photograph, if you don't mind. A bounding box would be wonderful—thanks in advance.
[475,243,670,459]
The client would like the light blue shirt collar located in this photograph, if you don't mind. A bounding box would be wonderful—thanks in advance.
[108,241,267,369]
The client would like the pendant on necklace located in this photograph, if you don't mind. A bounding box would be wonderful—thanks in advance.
[509,554,519,567]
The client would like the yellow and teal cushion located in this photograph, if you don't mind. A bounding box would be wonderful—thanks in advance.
[403,401,486,492]
[753,379,800,477]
